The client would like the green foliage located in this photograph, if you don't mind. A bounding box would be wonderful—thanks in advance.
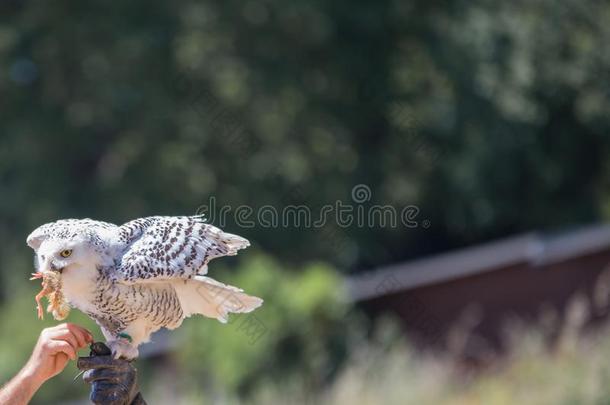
[1,0,610,402]
[2,0,610,273]
[177,253,355,396]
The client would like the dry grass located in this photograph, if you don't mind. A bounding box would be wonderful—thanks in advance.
[239,295,610,405]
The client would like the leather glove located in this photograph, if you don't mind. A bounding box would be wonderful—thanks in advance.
[77,342,146,405]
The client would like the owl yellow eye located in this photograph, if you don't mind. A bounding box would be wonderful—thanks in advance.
[60,249,72,258]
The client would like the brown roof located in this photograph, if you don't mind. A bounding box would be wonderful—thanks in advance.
[345,224,610,302]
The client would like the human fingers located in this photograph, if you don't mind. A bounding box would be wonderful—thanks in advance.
[65,323,93,348]
[46,339,77,361]
[44,328,80,354]
[45,323,92,342]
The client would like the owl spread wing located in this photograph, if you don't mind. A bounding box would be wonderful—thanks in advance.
[113,216,250,284]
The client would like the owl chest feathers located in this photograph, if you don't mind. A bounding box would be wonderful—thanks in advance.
[61,263,184,333]
[60,264,99,315]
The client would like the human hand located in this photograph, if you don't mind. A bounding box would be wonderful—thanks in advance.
[0,323,92,405]
[77,342,145,405]
[23,323,93,385]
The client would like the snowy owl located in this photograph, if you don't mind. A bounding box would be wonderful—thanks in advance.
[26,216,263,360]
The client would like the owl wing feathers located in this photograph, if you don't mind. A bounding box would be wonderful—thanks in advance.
[26,216,261,334]
[113,216,250,284]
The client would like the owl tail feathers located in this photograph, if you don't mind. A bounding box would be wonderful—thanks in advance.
[174,275,263,323]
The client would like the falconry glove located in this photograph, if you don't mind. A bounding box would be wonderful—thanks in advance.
[77,342,146,405]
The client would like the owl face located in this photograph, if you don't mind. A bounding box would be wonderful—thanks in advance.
[35,237,96,275]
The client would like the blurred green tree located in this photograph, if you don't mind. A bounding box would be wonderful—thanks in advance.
[2,0,610,276]
[2,0,610,402]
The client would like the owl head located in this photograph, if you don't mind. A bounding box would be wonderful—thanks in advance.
[27,219,107,275]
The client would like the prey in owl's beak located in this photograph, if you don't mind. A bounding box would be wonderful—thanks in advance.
[29,272,43,280]
[29,269,70,320]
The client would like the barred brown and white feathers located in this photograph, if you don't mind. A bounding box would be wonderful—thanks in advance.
[26,215,262,359]
[114,216,250,283]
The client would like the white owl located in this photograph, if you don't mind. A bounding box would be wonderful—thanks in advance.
[26,216,263,359]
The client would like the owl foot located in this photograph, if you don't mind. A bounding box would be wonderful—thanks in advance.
[108,339,139,360]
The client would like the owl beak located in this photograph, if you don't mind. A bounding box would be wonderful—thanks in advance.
[49,261,64,274]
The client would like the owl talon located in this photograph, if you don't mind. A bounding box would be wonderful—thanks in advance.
[108,339,139,360]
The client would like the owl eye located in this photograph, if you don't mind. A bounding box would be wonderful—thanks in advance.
[60,249,72,258]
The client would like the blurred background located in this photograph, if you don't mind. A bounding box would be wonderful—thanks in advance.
[2,0,610,403]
